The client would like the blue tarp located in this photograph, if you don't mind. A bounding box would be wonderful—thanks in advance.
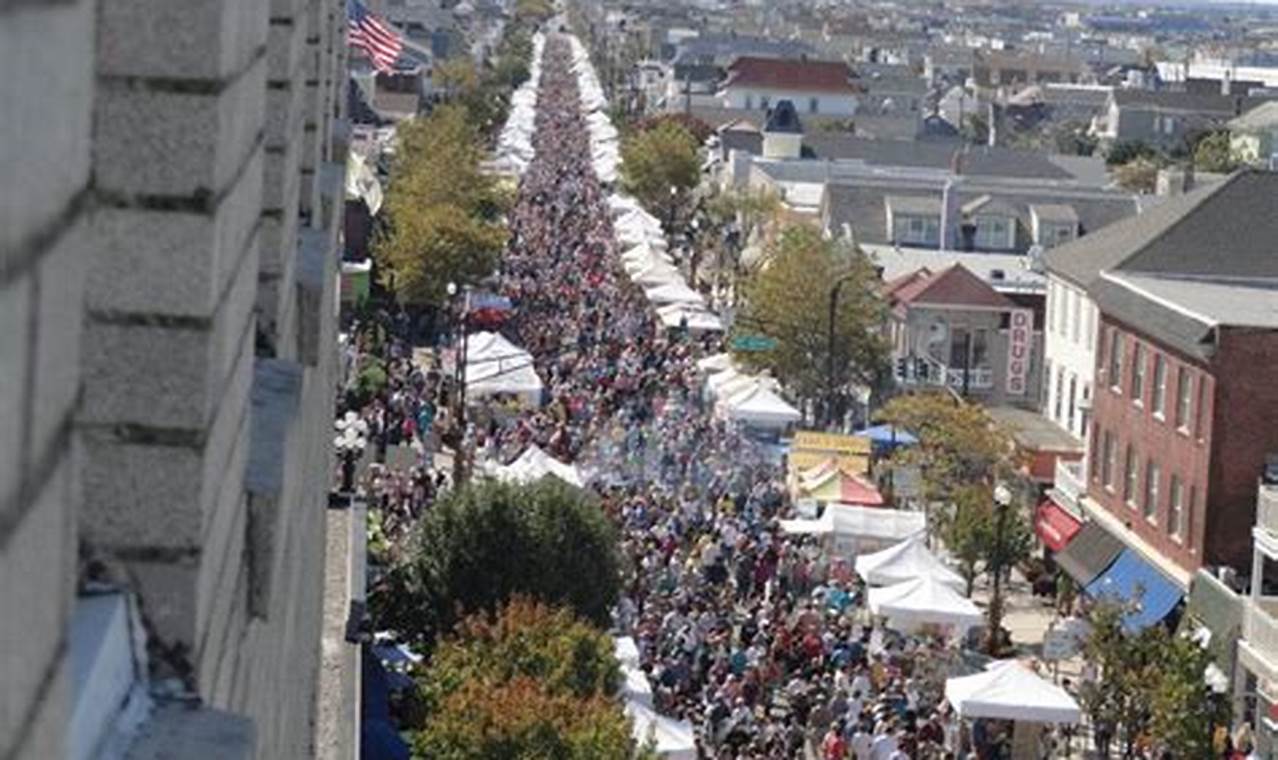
[1084,548,1184,631]
[855,424,919,446]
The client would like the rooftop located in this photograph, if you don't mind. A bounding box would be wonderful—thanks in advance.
[864,244,1046,294]
[724,56,863,94]
[1228,100,1278,131]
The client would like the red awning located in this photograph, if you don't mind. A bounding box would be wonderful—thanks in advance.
[1036,499,1083,553]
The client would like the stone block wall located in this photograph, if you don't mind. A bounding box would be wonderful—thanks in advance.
[0,0,350,757]
[0,2,95,758]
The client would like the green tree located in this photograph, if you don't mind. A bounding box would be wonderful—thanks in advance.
[370,478,621,648]
[1106,140,1158,166]
[373,106,509,305]
[733,225,889,422]
[1193,130,1240,173]
[619,120,701,230]
[938,484,997,597]
[413,599,640,759]
[1149,631,1230,757]
[877,391,1018,500]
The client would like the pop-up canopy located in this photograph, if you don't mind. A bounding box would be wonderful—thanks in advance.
[486,445,583,488]
[868,576,983,636]
[854,535,965,589]
[624,700,697,760]
[945,660,1082,724]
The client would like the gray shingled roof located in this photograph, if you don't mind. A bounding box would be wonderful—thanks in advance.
[801,135,1088,180]
[1030,203,1080,223]
[1229,100,1278,131]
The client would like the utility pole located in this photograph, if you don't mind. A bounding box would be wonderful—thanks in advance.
[447,282,469,488]
[826,273,856,430]
[987,483,1013,655]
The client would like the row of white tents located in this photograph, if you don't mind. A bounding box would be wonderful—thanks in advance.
[491,32,546,176]
[695,353,802,431]
[566,38,726,335]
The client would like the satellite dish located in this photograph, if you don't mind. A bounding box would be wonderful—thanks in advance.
[926,320,949,345]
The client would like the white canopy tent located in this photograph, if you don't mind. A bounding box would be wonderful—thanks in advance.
[630,263,684,288]
[854,535,965,589]
[486,445,583,488]
[944,660,1082,724]
[696,353,734,373]
[624,700,697,760]
[621,662,654,706]
[644,281,705,306]
[464,332,543,405]
[614,636,641,668]
[656,303,724,333]
[719,384,801,427]
[867,576,984,636]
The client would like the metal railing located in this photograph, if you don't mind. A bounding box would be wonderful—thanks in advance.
[1259,485,1278,536]
[1054,458,1087,507]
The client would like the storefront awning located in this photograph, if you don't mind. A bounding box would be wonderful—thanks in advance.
[1084,548,1184,631]
[1054,521,1124,587]
[1035,499,1082,553]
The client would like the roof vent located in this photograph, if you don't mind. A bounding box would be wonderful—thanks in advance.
[990,269,1006,281]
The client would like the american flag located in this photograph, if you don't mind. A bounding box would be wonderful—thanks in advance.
[347,0,403,74]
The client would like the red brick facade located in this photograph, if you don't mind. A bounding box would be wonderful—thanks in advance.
[1088,317,1278,574]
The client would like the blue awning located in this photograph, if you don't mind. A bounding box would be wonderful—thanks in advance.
[1084,548,1184,631]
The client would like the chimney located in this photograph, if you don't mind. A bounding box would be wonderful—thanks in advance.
[1222,68,1232,96]
[939,177,962,250]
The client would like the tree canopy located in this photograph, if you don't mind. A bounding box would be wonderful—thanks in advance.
[369,477,622,648]
[413,599,637,760]
[619,120,701,225]
[877,391,1018,501]
[733,225,888,410]
[372,105,509,305]
[1192,130,1240,174]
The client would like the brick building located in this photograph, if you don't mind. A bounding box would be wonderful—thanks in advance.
[1,0,357,757]
[1047,173,1278,611]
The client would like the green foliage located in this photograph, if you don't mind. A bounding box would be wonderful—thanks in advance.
[1106,140,1158,166]
[619,121,701,224]
[355,358,389,405]
[369,478,622,649]
[1112,157,1161,193]
[1079,601,1231,757]
[373,106,508,305]
[877,392,1018,501]
[632,113,714,144]
[935,484,1028,597]
[413,599,638,760]
[1193,130,1240,174]
[733,225,889,404]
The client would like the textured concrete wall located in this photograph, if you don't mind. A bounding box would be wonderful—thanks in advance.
[1,0,348,757]
[0,1,95,758]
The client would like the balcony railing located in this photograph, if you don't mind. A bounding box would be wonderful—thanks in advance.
[896,356,995,392]
[1245,598,1278,664]
[1054,458,1086,507]
[1259,485,1278,536]
[945,366,994,391]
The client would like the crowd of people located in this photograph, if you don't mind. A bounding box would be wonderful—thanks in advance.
[341,30,1064,760]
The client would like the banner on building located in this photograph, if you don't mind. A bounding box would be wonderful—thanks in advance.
[1005,308,1033,395]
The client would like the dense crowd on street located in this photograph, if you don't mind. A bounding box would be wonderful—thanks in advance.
[338,31,1069,760]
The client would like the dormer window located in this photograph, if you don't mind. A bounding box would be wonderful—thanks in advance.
[973,215,1014,250]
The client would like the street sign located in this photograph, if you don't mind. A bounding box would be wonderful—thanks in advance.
[731,334,778,352]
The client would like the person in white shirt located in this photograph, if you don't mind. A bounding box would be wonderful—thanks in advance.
[850,726,873,760]
[870,730,898,760]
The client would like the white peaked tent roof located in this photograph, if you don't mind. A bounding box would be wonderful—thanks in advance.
[614,636,641,667]
[697,353,734,373]
[868,576,984,633]
[945,660,1082,724]
[621,662,654,706]
[854,535,965,589]
[624,700,697,760]
[721,384,801,426]
[706,367,746,397]
[644,281,705,305]
[495,445,584,488]
[657,303,724,332]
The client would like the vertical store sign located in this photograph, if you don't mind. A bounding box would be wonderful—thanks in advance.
[1005,309,1033,395]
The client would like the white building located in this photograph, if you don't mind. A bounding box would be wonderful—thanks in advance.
[717,56,862,117]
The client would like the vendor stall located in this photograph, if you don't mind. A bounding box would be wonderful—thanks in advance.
[868,576,983,637]
[855,535,965,589]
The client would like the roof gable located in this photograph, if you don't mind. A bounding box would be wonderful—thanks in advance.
[725,56,862,94]
[893,264,1016,310]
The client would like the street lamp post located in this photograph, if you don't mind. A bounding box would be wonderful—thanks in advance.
[825,273,856,430]
[986,482,1014,655]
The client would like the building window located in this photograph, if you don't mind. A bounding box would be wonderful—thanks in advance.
[1102,430,1116,490]
[1151,354,1167,418]
[1068,374,1078,431]
[745,95,754,109]
[1057,287,1069,335]
[972,329,989,367]
[1051,366,1063,420]
[1130,342,1146,403]
[1188,484,1197,541]
[1108,331,1124,391]
[760,95,770,109]
[1070,290,1081,345]
[1047,283,1056,334]
[809,97,819,114]
[1123,444,1138,506]
[1085,302,1094,350]
[1175,367,1192,430]
[1169,475,1184,541]
[974,216,1012,249]
[1090,425,1100,480]
[1195,376,1207,440]
[1144,459,1160,522]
